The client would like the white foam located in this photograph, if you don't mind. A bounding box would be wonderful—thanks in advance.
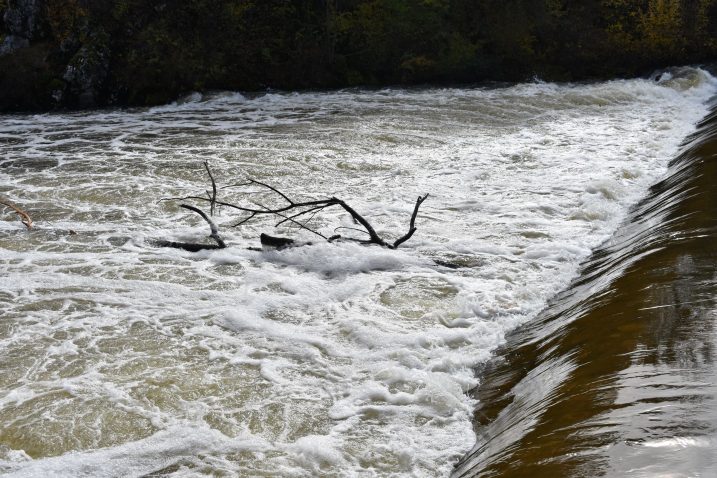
[640,436,713,449]
[0,425,270,478]
[0,67,715,476]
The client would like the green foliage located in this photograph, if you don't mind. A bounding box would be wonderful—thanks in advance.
[639,0,685,59]
[1,0,716,110]
[45,0,88,43]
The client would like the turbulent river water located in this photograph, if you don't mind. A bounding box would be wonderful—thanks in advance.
[1,67,715,477]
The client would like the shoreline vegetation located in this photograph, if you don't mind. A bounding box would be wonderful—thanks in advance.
[1,0,717,112]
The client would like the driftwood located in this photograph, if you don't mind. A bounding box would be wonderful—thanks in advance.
[260,233,295,249]
[0,198,32,229]
[152,204,226,251]
[159,162,428,251]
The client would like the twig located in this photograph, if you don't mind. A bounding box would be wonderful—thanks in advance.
[0,198,33,230]
[232,211,257,227]
[164,194,336,216]
[275,204,329,227]
[204,161,218,216]
[248,179,294,205]
[259,203,328,240]
[293,206,323,234]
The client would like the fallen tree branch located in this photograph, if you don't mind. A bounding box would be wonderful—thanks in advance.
[160,162,429,251]
[0,198,33,229]
[153,203,226,251]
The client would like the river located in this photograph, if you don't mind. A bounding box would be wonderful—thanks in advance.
[1,67,715,477]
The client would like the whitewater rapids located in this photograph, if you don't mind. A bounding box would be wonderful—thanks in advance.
[0,67,715,476]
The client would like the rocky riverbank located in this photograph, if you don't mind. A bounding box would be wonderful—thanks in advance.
[2,0,717,111]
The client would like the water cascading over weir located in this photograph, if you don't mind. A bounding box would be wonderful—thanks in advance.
[454,101,717,477]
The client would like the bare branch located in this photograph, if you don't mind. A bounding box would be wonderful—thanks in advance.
[163,164,429,250]
[334,226,371,236]
[180,204,225,248]
[167,194,336,216]
[232,212,257,227]
[334,198,386,247]
[294,206,323,233]
[392,194,429,249]
[204,161,218,216]
[0,198,33,230]
[248,179,294,205]
[275,204,330,227]
[258,203,328,240]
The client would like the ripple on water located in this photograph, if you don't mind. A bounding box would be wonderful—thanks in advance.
[0,67,715,476]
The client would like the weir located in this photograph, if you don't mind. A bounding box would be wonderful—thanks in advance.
[454,104,717,476]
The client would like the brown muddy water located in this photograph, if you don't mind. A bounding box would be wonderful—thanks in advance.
[454,106,717,477]
[1,69,716,477]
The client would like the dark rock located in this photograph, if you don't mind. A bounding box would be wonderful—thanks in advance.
[0,0,46,56]
[0,43,55,110]
[260,233,296,249]
[0,35,29,55]
[61,35,110,108]
[4,0,44,36]
[151,239,225,252]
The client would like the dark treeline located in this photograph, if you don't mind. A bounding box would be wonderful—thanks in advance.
[1,0,716,111]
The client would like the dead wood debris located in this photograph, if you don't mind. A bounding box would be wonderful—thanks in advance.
[0,198,33,229]
[159,161,429,252]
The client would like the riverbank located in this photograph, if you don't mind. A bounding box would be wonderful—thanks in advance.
[2,1,717,111]
[454,101,717,476]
